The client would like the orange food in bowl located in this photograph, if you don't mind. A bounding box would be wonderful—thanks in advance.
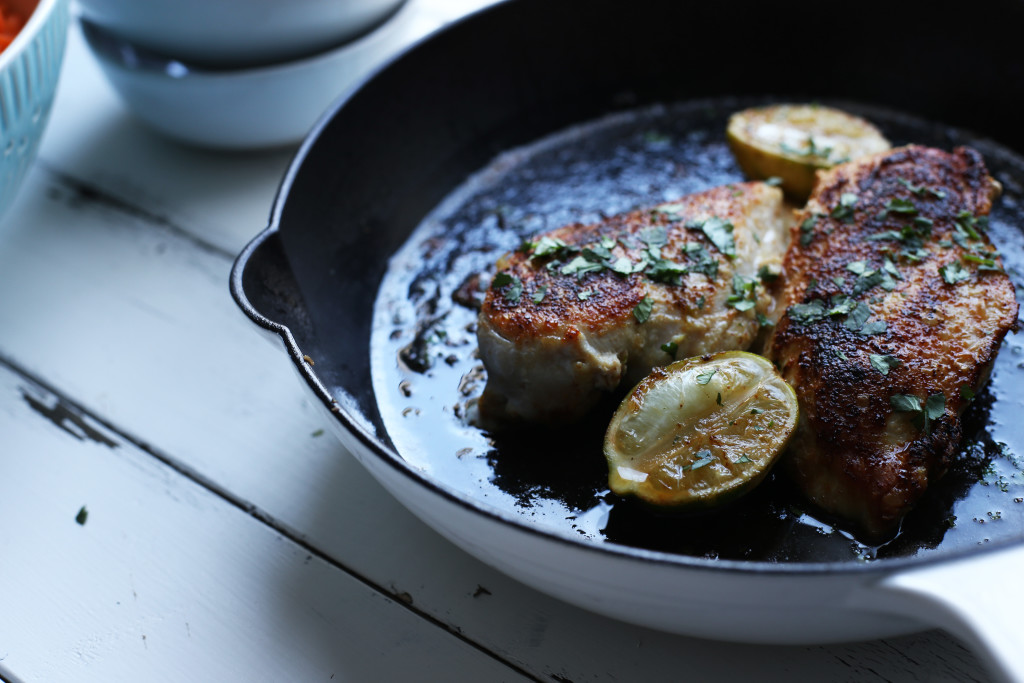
[0,5,26,52]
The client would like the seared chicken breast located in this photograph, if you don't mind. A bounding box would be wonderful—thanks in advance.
[767,145,1018,538]
[477,182,789,425]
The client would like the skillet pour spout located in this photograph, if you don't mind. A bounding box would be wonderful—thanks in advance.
[231,0,1024,680]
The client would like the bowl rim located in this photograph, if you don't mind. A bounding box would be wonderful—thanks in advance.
[0,0,60,71]
[78,0,421,79]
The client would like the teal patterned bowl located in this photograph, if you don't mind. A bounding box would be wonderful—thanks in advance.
[0,0,69,221]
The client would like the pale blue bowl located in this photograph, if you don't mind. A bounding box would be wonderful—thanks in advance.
[0,0,69,221]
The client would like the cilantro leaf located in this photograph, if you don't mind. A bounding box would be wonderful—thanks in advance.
[491,272,523,303]
[689,217,736,258]
[939,261,971,285]
[842,302,871,331]
[925,392,946,421]
[788,300,826,325]
[531,236,572,259]
[633,295,653,323]
[695,369,717,385]
[800,214,822,246]
[869,354,901,375]
[897,177,946,199]
[858,320,888,336]
[831,193,858,222]
[891,394,922,413]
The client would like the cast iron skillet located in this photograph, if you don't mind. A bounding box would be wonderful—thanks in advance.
[231,1,1024,679]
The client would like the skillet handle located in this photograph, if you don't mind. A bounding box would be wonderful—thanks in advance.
[860,544,1024,683]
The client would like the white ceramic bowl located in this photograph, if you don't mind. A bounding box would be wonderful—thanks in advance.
[75,0,407,68]
[0,0,69,220]
[80,0,445,150]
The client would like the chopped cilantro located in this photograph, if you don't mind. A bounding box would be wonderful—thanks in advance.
[891,391,945,432]
[609,256,634,276]
[914,216,934,234]
[577,289,593,301]
[765,176,783,187]
[682,243,720,279]
[858,320,888,336]
[661,341,678,358]
[633,295,653,323]
[727,274,758,311]
[963,253,1001,271]
[582,244,612,263]
[532,285,548,304]
[900,247,931,262]
[925,392,946,421]
[640,225,669,248]
[757,312,773,328]
[788,300,827,324]
[827,294,858,316]
[75,506,88,526]
[842,302,870,331]
[831,193,858,222]
[690,451,716,470]
[800,214,822,247]
[960,386,976,401]
[940,261,971,285]
[646,257,689,284]
[882,197,919,216]
[492,272,523,303]
[531,236,572,259]
[890,394,923,413]
[869,354,901,375]
[897,177,946,199]
[696,369,717,385]
[883,258,903,280]
[758,264,780,282]
[688,216,736,258]
[560,255,604,279]
[954,210,988,239]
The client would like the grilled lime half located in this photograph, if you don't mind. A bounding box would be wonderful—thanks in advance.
[604,351,798,510]
[727,103,890,200]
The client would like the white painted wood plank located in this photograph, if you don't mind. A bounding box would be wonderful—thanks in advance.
[0,166,990,682]
[0,360,529,683]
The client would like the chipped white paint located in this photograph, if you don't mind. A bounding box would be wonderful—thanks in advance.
[0,5,1001,683]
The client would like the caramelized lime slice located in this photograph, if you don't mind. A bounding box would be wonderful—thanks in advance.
[604,351,798,510]
[727,103,890,199]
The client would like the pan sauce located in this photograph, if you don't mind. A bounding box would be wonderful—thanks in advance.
[370,99,1024,562]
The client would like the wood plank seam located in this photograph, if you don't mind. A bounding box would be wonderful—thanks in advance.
[39,162,240,261]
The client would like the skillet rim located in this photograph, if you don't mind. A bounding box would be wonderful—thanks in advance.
[229,0,1024,580]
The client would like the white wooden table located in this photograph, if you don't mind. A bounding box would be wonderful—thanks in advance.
[0,7,997,683]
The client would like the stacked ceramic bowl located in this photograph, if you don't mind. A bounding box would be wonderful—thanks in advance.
[0,0,69,220]
[77,0,454,150]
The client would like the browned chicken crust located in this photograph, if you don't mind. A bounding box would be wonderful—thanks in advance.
[478,182,789,424]
[767,145,1018,538]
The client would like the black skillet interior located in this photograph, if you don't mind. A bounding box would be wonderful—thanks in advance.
[237,0,1024,564]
